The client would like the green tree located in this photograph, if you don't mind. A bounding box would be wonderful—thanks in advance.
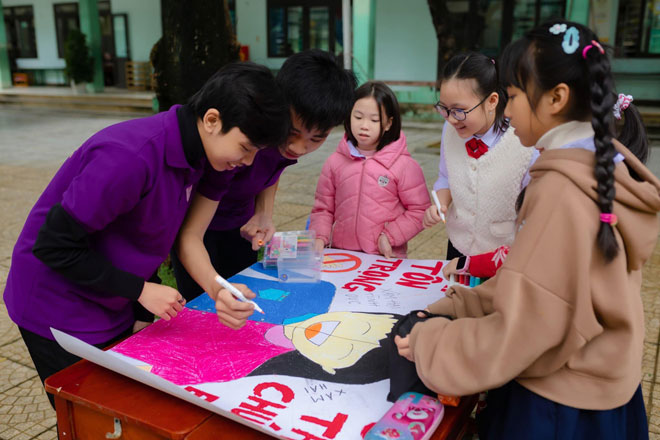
[151,0,240,111]
[63,29,94,85]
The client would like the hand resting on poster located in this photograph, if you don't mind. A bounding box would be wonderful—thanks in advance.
[378,233,394,259]
[394,309,431,362]
[137,282,185,321]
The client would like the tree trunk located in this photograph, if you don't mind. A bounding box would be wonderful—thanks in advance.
[151,0,240,112]
[427,0,457,80]
[426,0,486,81]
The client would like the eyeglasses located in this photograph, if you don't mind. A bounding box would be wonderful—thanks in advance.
[434,95,489,121]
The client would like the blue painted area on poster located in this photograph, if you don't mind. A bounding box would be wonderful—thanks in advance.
[186,263,336,325]
[283,313,317,326]
[259,288,290,301]
[186,294,216,313]
[249,263,279,279]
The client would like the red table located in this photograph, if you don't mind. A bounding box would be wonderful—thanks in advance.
[45,359,477,439]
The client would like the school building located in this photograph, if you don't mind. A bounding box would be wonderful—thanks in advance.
[1,0,659,107]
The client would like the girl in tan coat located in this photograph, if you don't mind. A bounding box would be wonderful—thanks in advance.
[395,20,660,439]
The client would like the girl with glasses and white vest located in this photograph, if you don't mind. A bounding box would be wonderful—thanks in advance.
[423,52,535,263]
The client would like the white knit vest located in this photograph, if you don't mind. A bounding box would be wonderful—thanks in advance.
[444,124,533,255]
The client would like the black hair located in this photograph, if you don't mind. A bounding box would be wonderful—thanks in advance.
[344,81,402,151]
[440,52,509,134]
[616,102,649,167]
[500,20,650,262]
[188,62,290,148]
[276,49,357,134]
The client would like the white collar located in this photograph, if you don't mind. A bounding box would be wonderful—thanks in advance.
[536,121,594,151]
[347,140,365,158]
[471,123,500,148]
[533,120,624,162]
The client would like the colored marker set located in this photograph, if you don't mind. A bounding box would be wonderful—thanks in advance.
[448,273,485,287]
[262,230,322,283]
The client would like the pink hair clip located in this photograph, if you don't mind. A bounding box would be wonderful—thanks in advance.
[582,40,605,59]
[600,213,618,226]
[613,94,633,120]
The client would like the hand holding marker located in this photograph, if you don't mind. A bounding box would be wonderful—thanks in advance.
[431,191,446,223]
[215,274,265,314]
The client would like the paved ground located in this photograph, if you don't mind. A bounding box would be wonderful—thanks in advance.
[0,106,659,439]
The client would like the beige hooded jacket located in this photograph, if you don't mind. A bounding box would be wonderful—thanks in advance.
[409,137,660,410]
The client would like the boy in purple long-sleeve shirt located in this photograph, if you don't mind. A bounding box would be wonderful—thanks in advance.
[3,62,289,408]
[172,51,357,322]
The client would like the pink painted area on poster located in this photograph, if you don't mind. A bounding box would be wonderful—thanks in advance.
[112,308,292,385]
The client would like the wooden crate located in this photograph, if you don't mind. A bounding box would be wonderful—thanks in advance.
[12,72,30,87]
[125,61,151,90]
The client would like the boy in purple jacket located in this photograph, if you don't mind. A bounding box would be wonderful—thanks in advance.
[3,62,289,408]
[173,51,356,327]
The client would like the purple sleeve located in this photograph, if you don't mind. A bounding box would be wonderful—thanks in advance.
[33,203,145,300]
[61,145,149,232]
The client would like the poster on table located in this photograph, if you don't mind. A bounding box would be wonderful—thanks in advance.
[53,249,452,439]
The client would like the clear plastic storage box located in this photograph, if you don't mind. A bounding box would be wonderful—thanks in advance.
[262,230,322,283]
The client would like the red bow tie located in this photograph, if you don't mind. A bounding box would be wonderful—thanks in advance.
[465,138,488,159]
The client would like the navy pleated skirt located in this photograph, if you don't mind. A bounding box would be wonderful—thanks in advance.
[477,380,648,440]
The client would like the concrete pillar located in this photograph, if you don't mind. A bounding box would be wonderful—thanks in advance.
[78,0,104,92]
[352,0,375,84]
[566,0,589,26]
[0,0,13,88]
[342,0,351,70]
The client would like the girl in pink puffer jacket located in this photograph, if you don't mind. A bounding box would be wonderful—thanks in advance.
[310,81,431,258]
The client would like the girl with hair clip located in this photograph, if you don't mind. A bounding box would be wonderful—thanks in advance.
[423,52,535,262]
[395,20,660,439]
[441,92,649,279]
[310,81,430,258]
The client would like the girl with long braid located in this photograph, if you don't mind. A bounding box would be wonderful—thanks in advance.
[395,20,660,439]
